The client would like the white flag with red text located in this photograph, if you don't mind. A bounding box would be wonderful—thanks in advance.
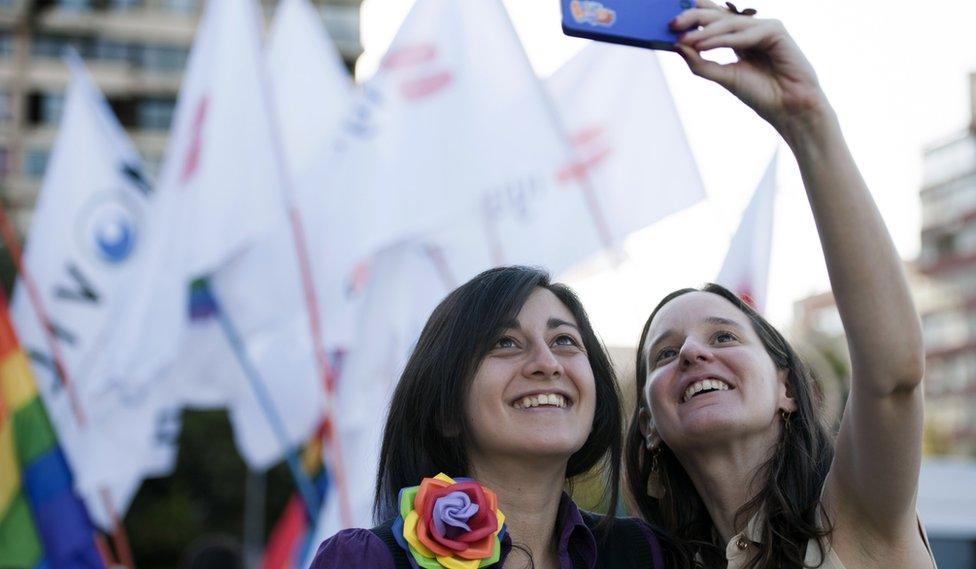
[422,41,706,282]
[296,0,601,331]
[157,0,334,469]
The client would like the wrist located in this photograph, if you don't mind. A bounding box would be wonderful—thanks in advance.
[775,94,840,150]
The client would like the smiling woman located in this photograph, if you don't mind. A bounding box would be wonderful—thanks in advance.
[624,2,936,568]
[309,266,666,568]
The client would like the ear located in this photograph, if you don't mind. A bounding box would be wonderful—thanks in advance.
[638,407,662,450]
[777,368,798,413]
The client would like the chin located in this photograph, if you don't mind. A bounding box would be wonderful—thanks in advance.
[510,434,586,458]
[677,408,748,439]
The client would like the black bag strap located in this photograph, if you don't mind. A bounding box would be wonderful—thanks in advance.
[369,519,412,569]
[580,512,657,568]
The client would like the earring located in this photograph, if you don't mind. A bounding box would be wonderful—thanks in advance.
[647,445,665,497]
[780,409,793,427]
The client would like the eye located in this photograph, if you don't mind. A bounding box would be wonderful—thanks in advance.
[654,347,678,364]
[713,331,738,344]
[553,334,583,350]
[494,336,518,349]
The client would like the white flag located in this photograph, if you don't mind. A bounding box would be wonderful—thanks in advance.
[716,153,778,312]
[10,54,182,529]
[267,0,352,181]
[157,0,280,278]
[158,0,329,468]
[297,0,599,322]
[546,42,705,248]
[422,41,706,281]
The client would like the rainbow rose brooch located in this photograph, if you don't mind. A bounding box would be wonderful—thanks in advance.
[392,473,507,569]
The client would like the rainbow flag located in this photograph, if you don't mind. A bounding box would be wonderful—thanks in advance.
[0,292,103,568]
[261,420,330,569]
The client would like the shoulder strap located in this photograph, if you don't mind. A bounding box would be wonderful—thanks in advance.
[581,512,657,569]
[369,519,412,569]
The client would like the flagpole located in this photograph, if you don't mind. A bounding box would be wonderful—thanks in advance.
[247,0,353,528]
[0,206,86,426]
[209,284,321,522]
[0,203,135,569]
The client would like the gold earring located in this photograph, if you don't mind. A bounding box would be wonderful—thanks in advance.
[780,409,793,425]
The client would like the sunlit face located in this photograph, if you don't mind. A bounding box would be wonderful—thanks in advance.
[640,292,795,451]
[465,288,597,464]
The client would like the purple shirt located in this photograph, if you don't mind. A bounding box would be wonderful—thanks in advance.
[309,493,663,568]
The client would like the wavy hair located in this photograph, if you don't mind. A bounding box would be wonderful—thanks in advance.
[624,284,834,568]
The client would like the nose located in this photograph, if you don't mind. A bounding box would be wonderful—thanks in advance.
[678,337,713,369]
[523,343,563,379]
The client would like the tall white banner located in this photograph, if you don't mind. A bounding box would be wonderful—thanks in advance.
[267,0,352,181]
[159,0,339,468]
[10,55,182,529]
[716,153,779,312]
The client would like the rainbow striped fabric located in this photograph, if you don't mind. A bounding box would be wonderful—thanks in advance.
[0,293,103,568]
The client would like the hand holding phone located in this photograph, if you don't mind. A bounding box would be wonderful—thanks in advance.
[560,0,694,51]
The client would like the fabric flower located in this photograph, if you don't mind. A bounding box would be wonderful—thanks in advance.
[392,473,507,569]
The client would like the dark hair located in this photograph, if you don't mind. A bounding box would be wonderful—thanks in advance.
[375,266,622,533]
[624,284,834,568]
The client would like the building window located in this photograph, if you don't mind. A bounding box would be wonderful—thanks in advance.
[57,0,91,10]
[28,92,65,126]
[0,32,14,57]
[32,34,86,59]
[109,0,141,9]
[92,38,131,63]
[137,44,187,72]
[24,149,50,179]
[0,89,10,123]
[136,98,175,130]
[161,0,196,14]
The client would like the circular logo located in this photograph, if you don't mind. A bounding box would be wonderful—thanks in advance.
[76,191,144,266]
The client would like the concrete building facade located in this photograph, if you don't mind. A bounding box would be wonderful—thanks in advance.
[0,0,362,225]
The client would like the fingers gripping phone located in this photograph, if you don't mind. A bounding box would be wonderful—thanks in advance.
[560,0,694,51]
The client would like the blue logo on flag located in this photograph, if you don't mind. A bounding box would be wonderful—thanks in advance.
[77,191,143,266]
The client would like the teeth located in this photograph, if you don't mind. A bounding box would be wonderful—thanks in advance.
[514,393,567,409]
[682,379,731,403]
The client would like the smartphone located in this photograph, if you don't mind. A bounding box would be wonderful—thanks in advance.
[560,0,695,51]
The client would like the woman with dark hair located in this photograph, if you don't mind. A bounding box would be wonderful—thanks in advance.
[625,2,936,568]
[312,266,664,568]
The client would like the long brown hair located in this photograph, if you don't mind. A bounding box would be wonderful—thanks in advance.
[624,284,834,568]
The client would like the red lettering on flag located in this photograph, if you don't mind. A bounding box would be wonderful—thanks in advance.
[401,71,453,100]
[557,124,613,184]
[180,97,210,184]
[381,44,437,71]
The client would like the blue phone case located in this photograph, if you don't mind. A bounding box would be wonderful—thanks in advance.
[560,0,694,51]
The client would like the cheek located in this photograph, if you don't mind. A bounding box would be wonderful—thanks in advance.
[645,372,671,414]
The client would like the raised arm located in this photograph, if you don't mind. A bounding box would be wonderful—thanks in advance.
[670,0,927,553]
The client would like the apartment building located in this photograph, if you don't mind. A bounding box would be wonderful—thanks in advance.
[0,0,362,226]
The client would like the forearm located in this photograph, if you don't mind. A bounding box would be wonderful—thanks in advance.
[782,107,924,393]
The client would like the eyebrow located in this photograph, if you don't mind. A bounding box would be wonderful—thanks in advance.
[499,318,580,332]
[647,316,744,354]
[548,318,579,331]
